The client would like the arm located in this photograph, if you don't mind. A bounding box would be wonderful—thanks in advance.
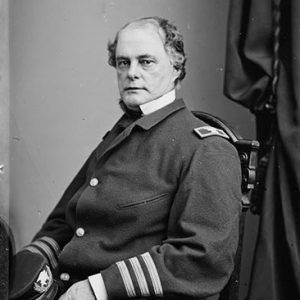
[10,153,95,300]
[27,152,95,268]
[99,139,242,299]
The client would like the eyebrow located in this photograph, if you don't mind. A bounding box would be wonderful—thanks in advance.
[138,55,156,60]
[116,54,156,61]
[116,56,129,61]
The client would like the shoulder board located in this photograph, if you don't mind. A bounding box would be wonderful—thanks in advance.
[194,126,229,140]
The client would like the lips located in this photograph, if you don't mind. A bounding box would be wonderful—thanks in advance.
[124,87,143,91]
[124,87,146,94]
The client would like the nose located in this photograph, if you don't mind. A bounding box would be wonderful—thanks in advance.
[127,61,140,80]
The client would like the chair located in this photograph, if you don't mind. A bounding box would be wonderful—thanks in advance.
[192,111,259,300]
[0,216,15,300]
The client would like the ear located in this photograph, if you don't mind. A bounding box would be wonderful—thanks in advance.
[171,67,181,84]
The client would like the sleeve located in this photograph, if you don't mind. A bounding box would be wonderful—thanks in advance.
[23,151,95,270]
[100,138,242,299]
[88,273,108,300]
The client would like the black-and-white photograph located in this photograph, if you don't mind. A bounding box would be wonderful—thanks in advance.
[1,1,299,299]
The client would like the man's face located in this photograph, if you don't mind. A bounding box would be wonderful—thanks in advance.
[115,24,179,110]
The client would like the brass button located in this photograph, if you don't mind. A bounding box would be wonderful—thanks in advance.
[76,227,85,237]
[90,178,99,186]
[60,273,70,281]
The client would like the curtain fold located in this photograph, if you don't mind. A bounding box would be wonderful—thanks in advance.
[224,0,300,299]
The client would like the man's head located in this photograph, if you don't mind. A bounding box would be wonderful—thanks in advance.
[108,17,186,110]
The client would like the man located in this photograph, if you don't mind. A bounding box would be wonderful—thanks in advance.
[10,17,242,300]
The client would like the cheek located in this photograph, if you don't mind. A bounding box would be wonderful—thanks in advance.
[149,68,173,86]
[117,73,125,86]
[148,67,166,80]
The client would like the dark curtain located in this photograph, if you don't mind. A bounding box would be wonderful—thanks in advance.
[224,0,300,299]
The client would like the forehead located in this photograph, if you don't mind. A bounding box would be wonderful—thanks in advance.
[116,23,167,57]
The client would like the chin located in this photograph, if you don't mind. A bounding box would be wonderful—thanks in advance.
[122,94,150,108]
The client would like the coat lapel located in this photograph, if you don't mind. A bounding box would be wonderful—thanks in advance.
[95,98,186,161]
[95,122,136,161]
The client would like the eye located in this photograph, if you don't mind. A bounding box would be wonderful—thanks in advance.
[140,59,154,67]
[117,59,129,69]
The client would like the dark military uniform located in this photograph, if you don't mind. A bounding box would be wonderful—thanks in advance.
[26,99,242,299]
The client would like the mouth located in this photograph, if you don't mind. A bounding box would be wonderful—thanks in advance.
[124,87,144,91]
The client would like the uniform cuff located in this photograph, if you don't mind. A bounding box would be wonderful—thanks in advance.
[101,263,129,299]
[101,252,163,299]
[88,273,108,300]
[23,236,60,270]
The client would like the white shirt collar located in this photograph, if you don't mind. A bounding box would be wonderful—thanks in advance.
[139,89,176,115]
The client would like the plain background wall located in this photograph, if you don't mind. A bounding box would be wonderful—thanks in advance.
[9,0,258,298]
[0,0,9,223]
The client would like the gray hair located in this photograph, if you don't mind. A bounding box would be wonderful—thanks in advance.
[107,16,186,85]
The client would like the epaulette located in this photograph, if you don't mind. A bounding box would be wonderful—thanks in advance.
[194,126,230,140]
